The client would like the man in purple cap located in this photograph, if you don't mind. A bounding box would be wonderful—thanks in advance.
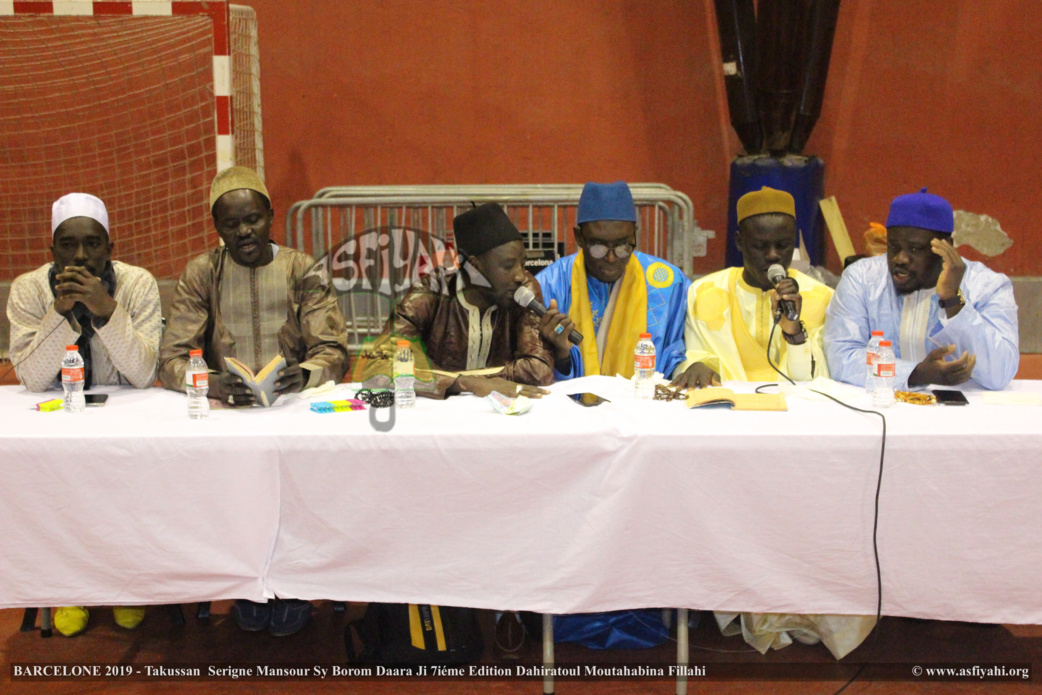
[824,189,1018,390]
[536,181,690,383]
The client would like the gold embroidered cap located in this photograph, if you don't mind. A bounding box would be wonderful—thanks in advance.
[209,166,270,212]
[737,186,796,223]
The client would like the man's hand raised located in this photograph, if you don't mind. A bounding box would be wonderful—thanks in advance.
[537,299,577,360]
[53,266,117,320]
[932,239,967,316]
[769,276,803,336]
[908,344,976,387]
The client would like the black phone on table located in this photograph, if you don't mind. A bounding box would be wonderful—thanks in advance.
[932,389,969,406]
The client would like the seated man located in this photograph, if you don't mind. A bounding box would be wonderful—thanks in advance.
[672,186,833,389]
[159,166,350,636]
[536,181,690,383]
[534,181,686,649]
[390,202,554,398]
[6,192,162,637]
[825,188,1018,390]
[672,187,874,659]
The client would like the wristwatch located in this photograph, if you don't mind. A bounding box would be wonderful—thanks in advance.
[938,289,965,310]
[783,321,808,346]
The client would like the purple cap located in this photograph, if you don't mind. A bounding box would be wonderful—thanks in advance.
[885,188,954,234]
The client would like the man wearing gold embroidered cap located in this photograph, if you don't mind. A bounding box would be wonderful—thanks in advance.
[159,167,349,636]
[673,187,875,660]
[159,166,349,404]
[672,186,834,389]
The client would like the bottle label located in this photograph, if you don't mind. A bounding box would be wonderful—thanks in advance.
[187,371,209,389]
[876,362,895,378]
[61,367,84,383]
[635,355,655,370]
[866,350,877,365]
[394,361,414,378]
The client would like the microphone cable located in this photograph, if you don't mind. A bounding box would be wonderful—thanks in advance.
[760,316,886,695]
[0,316,70,384]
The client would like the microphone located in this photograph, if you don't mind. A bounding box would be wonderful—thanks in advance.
[766,264,800,322]
[513,286,584,345]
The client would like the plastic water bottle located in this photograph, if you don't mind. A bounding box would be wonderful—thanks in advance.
[634,332,656,400]
[185,349,210,419]
[61,345,86,413]
[393,340,415,408]
[864,330,884,396]
[872,340,896,408]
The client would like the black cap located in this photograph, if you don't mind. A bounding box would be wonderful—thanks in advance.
[452,203,523,257]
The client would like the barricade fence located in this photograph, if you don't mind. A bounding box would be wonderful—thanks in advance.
[288,184,712,354]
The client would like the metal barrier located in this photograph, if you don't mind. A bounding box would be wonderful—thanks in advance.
[286,185,712,354]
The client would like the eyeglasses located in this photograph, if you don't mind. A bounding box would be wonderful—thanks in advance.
[586,242,635,260]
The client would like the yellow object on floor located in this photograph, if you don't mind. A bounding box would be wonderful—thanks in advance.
[54,606,89,637]
[113,606,145,629]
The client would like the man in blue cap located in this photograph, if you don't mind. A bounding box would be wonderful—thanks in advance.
[534,182,688,650]
[825,188,1019,389]
[535,181,690,383]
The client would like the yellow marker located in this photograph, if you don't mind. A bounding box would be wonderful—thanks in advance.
[36,398,64,412]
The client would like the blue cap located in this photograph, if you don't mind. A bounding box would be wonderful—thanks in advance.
[885,188,954,234]
[577,181,637,225]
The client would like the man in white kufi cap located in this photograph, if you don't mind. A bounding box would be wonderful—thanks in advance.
[7,192,161,391]
[5,192,162,637]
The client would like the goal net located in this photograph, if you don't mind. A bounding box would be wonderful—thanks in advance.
[0,0,262,282]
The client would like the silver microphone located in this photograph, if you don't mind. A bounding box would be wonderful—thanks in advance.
[766,264,799,322]
[513,286,583,345]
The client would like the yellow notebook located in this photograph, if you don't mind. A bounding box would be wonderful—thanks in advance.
[685,387,787,411]
[224,354,287,407]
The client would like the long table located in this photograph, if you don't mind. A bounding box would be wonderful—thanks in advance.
[2,377,1040,626]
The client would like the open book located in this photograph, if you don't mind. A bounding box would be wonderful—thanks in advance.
[224,354,287,407]
[685,387,787,412]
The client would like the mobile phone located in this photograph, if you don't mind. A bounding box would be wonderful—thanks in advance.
[568,393,610,407]
[932,389,968,406]
[85,393,109,407]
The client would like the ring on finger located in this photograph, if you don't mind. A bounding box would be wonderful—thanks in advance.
[554,324,564,335]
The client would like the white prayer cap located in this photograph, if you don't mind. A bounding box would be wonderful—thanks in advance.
[51,193,109,237]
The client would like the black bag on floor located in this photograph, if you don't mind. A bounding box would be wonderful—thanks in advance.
[345,603,483,666]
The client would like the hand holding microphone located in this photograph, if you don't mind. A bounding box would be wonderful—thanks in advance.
[766,264,800,323]
[514,286,584,346]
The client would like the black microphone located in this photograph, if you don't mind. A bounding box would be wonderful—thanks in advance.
[513,286,584,345]
[766,264,800,322]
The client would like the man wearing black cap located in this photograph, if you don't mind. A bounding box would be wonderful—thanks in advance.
[825,189,1018,390]
[391,202,553,399]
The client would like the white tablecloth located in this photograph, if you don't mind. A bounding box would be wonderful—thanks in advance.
[0,386,280,607]
[2,378,1040,624]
